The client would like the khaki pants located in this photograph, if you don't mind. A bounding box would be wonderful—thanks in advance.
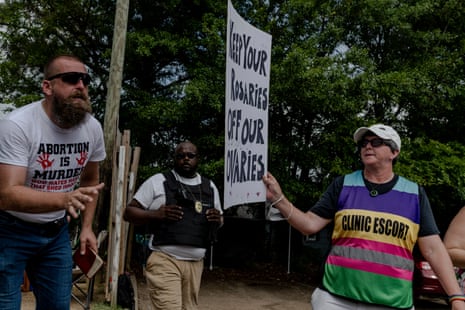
[146,251,204,310]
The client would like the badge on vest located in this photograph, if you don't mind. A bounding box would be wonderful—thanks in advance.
[195,201,203,213]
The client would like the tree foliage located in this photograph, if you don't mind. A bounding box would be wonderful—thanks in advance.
[1,0,465,231]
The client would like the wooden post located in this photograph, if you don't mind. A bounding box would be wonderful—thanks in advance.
[97,0,130,267]
[124,147,141,271]
[102,0,129,161]
[101,0,129,303]
[118,130,132,274]
[104,131,121,301]
[110,145,126,307]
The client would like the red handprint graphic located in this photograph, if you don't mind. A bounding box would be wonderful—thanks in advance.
[76,151,88,166]
[37,153,54,169]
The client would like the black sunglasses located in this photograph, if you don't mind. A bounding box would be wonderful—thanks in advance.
[46,72,91,86]
[175,152,197,160]
[358,138,388,148]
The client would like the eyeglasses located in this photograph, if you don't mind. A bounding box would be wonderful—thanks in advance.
[175,152,197,160]
[358,138,388,148]
[46,72,91,86]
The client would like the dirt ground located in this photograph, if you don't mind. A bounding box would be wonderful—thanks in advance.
[20,266,448,310]
[177,267,312,310]
[21,265,314,310]
[129,265,314,310]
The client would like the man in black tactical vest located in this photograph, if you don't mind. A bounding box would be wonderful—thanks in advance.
[124,141,223,310]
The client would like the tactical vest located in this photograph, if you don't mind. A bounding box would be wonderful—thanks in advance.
[323,170,420,309]
[151,171,218,248]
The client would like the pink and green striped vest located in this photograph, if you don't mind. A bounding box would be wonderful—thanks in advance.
[323,170,420,309]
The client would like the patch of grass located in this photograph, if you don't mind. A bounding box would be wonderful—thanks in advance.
[91,302,124,310]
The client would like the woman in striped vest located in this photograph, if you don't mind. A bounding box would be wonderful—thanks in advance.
[263,124,465,310]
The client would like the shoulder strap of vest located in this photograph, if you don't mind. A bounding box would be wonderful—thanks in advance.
[200,175,211,194]
[163,170,178,192]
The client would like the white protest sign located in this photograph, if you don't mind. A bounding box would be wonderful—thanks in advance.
[224,0,272,209]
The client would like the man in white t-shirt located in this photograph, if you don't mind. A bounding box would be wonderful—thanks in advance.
[0,54,106,309]
[124,141,223,310]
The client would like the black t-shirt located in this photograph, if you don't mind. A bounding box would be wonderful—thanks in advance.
[310,172,439,237]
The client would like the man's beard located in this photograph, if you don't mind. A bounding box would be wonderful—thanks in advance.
[51,91,92,128]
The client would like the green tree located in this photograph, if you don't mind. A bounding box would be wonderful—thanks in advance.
[0,0,114,108]
[330,0,465,225]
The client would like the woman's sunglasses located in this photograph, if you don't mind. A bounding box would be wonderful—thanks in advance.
[358,138,388,148]
[46,72,91,86]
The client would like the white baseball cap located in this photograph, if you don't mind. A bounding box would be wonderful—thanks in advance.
[353,124,401,150]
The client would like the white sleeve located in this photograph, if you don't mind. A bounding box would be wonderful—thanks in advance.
[210,181,223,213]
[0,119,29,167]
[87,117,106,162]
[132,173,167,210]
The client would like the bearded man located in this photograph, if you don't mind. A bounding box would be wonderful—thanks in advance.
[0,54,106,310]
